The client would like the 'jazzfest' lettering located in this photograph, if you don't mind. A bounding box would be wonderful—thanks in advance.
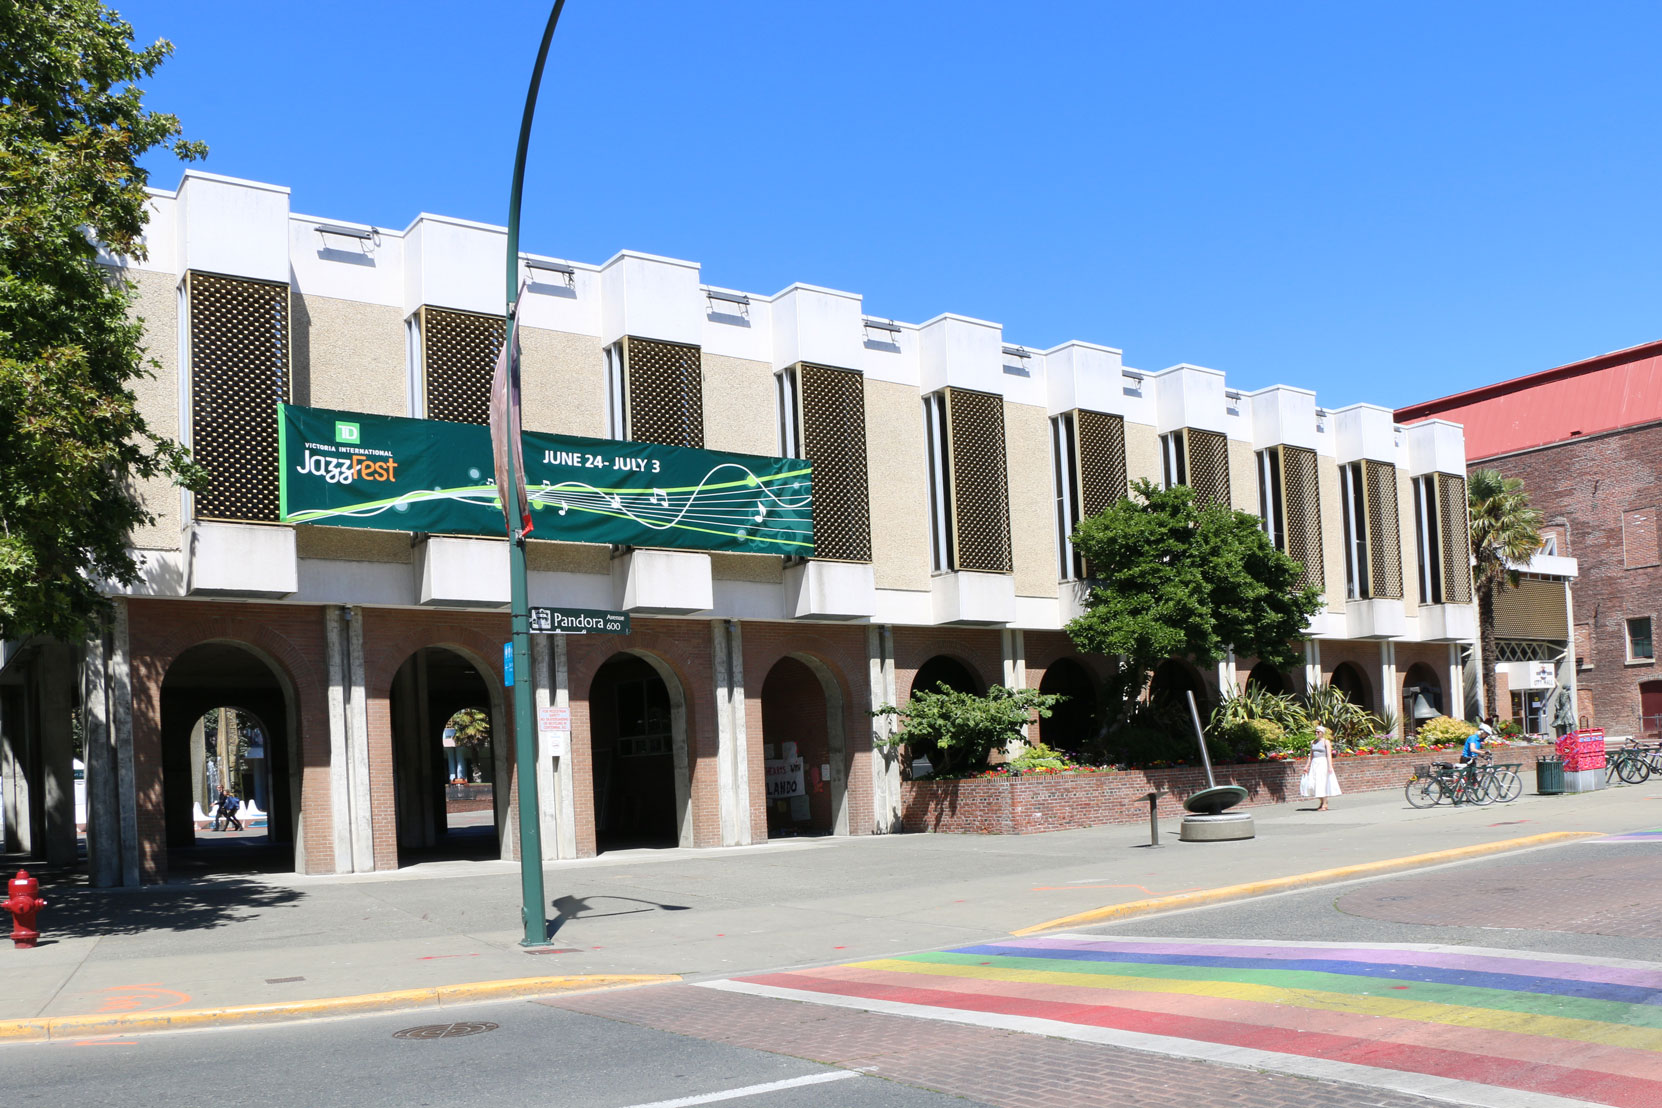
[296,449,398,484]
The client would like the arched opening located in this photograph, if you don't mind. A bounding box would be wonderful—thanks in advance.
[159,642,295,875]
[1330,661,1372,713]
[760,655,847,838]
[389,647,501,866]
[589,652,689,853]
[1150,658,1207,713]
[1036,660,1097,756]
[904,656,984,773]
[1246,662,1290,694]
[1401,662,1444,732]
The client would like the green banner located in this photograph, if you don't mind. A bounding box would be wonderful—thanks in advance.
[278,404,814,555]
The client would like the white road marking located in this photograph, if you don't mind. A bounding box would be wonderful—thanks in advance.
[616,1070,859,1108]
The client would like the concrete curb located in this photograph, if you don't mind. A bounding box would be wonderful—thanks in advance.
[0,974,678,1043]
[1011,831,1601,936]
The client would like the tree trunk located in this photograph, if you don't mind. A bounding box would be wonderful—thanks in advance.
[1478,583,1498,721]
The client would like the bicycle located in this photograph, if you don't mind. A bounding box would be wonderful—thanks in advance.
[1606,739,1651,785]
[1404,760,1494,807]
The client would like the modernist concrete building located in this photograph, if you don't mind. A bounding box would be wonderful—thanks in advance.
[1400,341,1659,736]
[1,171,1478,884]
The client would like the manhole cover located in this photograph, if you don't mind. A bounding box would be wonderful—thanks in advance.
[393,1021,499,1040]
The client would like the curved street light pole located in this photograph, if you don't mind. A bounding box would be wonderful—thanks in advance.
[503,0,568,948]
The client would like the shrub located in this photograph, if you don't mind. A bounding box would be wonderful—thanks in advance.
[1279,731,1316,758]
[1415,715,1477,745]
[1303,684,1383,744]
[1497,718,1522,737]
[873,684,1066,777]
[1221,718,1283,762]
[1007,741,1071,773]
[1105,724,1188,767]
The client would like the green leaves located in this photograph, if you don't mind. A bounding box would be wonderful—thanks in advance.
[0,2,205,639]
[1064,480,1323,726]
[872,684,1066,777]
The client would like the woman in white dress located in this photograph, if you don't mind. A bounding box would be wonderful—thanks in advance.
[1304,724,1342,812]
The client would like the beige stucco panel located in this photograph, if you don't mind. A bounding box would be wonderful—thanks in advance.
[1125,422,1161,489]
[1397,467,1419,611]
[295,528,411,564]
[710,552,784,583]
[291,293,405,416]
[526,541,611,575]
[1318,456,1346,613]
[127,268,182,550]
[522,326,605,439]
[1006,401,1057,598]
[866,379,931,592]
[701,352,774,456]
[1228,439,1257,512]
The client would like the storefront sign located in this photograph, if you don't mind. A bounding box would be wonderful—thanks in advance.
[279,403,814,556]
[529,607,630,635]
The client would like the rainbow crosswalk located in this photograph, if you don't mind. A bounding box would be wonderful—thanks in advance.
[715,936,1662,1107]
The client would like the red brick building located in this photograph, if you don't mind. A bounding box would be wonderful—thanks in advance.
[1398,341,1662,737]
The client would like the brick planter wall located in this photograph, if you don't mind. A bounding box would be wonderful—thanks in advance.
[899,746,1558,834]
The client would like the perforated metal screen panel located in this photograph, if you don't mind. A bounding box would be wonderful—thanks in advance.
[1074,410,1127,517]
[188,273,290,522]
[1364,459,1403,599]
[1436,473,1472,603]
[624,337,703,448]
[421,308,503,425]
[797,363,871,562]
[945,388,1012,573]
[1186,429,1231,509]
[1282,445,1324,591]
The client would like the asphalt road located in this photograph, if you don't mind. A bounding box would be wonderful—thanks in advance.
[1,999,989,1108]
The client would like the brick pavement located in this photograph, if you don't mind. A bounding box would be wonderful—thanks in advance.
[543,983,1454,1108]
[1336,842,1662,937]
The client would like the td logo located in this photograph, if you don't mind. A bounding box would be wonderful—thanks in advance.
[335,421,361,445]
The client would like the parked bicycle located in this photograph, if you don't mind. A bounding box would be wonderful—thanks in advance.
[1606,739,1662,784]
[1405,752,1520,807]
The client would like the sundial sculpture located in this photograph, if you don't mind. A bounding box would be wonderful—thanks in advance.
[1178,691,1255,842]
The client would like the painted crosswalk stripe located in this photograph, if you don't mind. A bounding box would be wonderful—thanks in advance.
[617,1070,858,1108]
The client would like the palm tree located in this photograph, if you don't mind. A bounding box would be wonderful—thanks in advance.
[1468,469,1543,719]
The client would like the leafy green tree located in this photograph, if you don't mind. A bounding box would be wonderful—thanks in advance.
[1066,480,1322,727]
[1468,468,1543,719]
[0,2,206,640]
[446,707,492,750]
[872,684,1065,777]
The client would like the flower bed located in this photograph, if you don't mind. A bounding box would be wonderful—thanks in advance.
[898,744,1556,835]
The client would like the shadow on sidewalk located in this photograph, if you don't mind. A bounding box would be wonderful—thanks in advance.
[38,878,305,939]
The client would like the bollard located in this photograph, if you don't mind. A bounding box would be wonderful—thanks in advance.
[1144,791,1160,847]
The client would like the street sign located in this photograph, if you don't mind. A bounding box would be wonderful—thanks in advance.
[528,606,630,635]
[503,642,514,686]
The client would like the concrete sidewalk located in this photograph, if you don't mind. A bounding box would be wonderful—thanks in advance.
[2,781,1656,1034]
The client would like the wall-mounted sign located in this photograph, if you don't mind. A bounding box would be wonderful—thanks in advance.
[529,607,630,635]
[538,705,571,760]
[765,755,806,799]
[279,404,813,556]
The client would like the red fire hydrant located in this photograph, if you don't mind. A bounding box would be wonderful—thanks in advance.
[3,869,47,949]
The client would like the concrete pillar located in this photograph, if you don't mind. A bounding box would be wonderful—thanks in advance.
[1304,639,1323,696]
[0,683,32,856]
[1217,647,1237,699]
[83,621,117,885]
[36,642,76,866]
[109,601,139,886]
[1001,629,1028,753]
[324,606,373,873]
[189,718,206,816]
[711,619,752,847]
[1380,641,1400,738]
[531,633,576,861]
[1447,643,1466,723]
[867,624,900,833]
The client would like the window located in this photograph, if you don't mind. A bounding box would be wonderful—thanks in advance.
[1340,459,1403,600]
[417,307,503,425]
[779,363,871,563]
[1623,508,1660,568]
[1257,446,1324,592]
[604,337,703,447]
[1629,617,1655,663]
[1051,410,1127,580]
[1412,473,1473,604]
[1159,428,1230,508]
[186,272,290,522]
[1257,447,1285,551]
[923,388,1011,574]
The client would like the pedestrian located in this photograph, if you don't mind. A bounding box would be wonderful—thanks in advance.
[222,791,243,832]
[1301,724,1342,812]
[212,789,228,832]
[1462,720,1491,765]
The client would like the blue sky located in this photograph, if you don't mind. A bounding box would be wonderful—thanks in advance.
[127,2,1662,409]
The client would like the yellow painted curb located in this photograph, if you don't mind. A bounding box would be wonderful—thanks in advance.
[0,973,677,1043]
[1012,831,1601,936]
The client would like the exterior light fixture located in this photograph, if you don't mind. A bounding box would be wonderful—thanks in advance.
[524,258,576,288]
